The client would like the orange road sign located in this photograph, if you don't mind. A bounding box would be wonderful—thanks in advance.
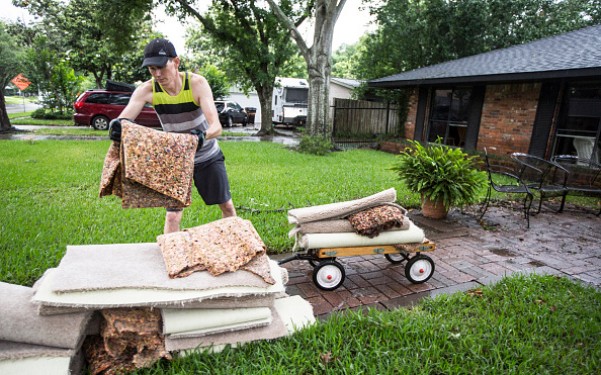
[11,74,32,91]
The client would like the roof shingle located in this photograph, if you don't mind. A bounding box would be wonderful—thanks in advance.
[369,24,601,87]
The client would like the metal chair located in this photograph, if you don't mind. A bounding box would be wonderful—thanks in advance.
[511,152,569,214]
[552,155,601,216]
[479,148,534,227]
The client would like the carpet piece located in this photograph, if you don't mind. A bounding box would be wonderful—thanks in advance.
[0,341,80,375]
[44,242,272,293]
[287,188,397,224]
[84,308,171,375]
[161,306,272,338]
[164,295,315,352]
[98,142,122,198]
[347,204,407,238]
[298,220,425,249]
[0,282,92,350]
[36,292,275,316]
[32,261,287,309]
[99,121,197,209]
[157,217,273,284]
[272,295,315,333]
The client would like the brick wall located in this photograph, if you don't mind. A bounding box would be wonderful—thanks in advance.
[478,83,541,156]
[395,83,541,157]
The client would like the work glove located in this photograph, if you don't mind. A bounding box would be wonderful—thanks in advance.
[108,118,124,142]
[190,128,206,150]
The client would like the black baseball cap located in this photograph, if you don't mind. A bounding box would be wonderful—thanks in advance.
[141,38,177,68]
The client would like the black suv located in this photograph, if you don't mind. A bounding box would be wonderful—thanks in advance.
[73,83,160,130]
[214,100,248,127]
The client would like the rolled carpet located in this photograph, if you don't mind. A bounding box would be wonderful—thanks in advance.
[298,220,425,249]
[287,188,397,224]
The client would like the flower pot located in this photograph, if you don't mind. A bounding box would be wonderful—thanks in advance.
[421,196,448,219]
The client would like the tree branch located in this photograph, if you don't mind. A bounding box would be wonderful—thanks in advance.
[265,0,310,60]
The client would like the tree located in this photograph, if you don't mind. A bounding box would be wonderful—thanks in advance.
[15,0,154,88]
[331,42,360,80]
[358,0,601,80]
[196,64,230,100]
[162,0,306,135]
[266,0,347,138]
[0,21,25,132]
[44,60,84,114]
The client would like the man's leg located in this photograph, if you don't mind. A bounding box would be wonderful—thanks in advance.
[194,151,236,219]
[164,209,183,234]
[219,199,237,218]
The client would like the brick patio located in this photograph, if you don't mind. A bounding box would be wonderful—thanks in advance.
[275,203,601,317]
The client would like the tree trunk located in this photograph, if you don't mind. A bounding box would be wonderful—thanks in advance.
[306,46,333,137]
[266,0,345,139]
[305,0,337,138]
[256,84,275,136]
[0,91,12,132]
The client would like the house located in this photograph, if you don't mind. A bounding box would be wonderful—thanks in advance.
[330,77,362,106]
[368,24,601,163]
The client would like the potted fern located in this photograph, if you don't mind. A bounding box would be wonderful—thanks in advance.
[391,140,486,219]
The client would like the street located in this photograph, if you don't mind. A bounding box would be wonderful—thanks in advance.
[5,102,42,114]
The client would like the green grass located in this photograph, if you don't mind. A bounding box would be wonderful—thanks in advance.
[8,110,74,126]
[131,274,601,374]
[0,140,410,285]
[4,95,37,105]
[1,139,600,373]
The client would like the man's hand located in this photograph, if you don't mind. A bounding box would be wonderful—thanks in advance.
[108,118,123,142]
[190,128,206,150]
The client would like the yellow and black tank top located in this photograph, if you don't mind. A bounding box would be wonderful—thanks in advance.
[152,72,219,164]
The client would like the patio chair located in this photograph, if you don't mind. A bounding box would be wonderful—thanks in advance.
[552,155,601,216]
[511,152,569,214]
[479,148,534,227]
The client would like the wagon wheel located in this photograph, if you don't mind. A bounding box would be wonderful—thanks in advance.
[405,254,435,284]
[312,260,346,291]
[385,252,409,264]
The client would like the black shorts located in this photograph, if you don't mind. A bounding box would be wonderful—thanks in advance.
[166,150,231,211]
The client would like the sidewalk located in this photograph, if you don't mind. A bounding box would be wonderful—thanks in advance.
[276,202,601,317]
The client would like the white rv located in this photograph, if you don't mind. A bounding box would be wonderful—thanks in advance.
[272,77,309,126]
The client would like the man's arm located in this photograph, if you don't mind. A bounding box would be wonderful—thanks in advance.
[190,74,222,140]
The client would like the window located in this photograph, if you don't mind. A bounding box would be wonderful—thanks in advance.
[427,88,472,147]
[552,83,601,163]
[86,93,111,104]
[110,94,131,106]
[285,88,308,103]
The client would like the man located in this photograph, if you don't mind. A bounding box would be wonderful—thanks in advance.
[110,38,236,233]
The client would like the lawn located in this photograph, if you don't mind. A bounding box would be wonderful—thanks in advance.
[133,273,601,374]
[0,139,414,286]
[8,110,74,126]
[1,139,599,374]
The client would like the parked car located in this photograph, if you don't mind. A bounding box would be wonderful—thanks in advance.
[73,89,161,130]
[214,100,248,127]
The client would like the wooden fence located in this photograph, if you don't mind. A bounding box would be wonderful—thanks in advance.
[332,98,401,136]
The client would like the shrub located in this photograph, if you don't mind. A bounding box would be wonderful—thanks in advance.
[297,135,333,155]
[391,140,487,209]
[31,109,73,120]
